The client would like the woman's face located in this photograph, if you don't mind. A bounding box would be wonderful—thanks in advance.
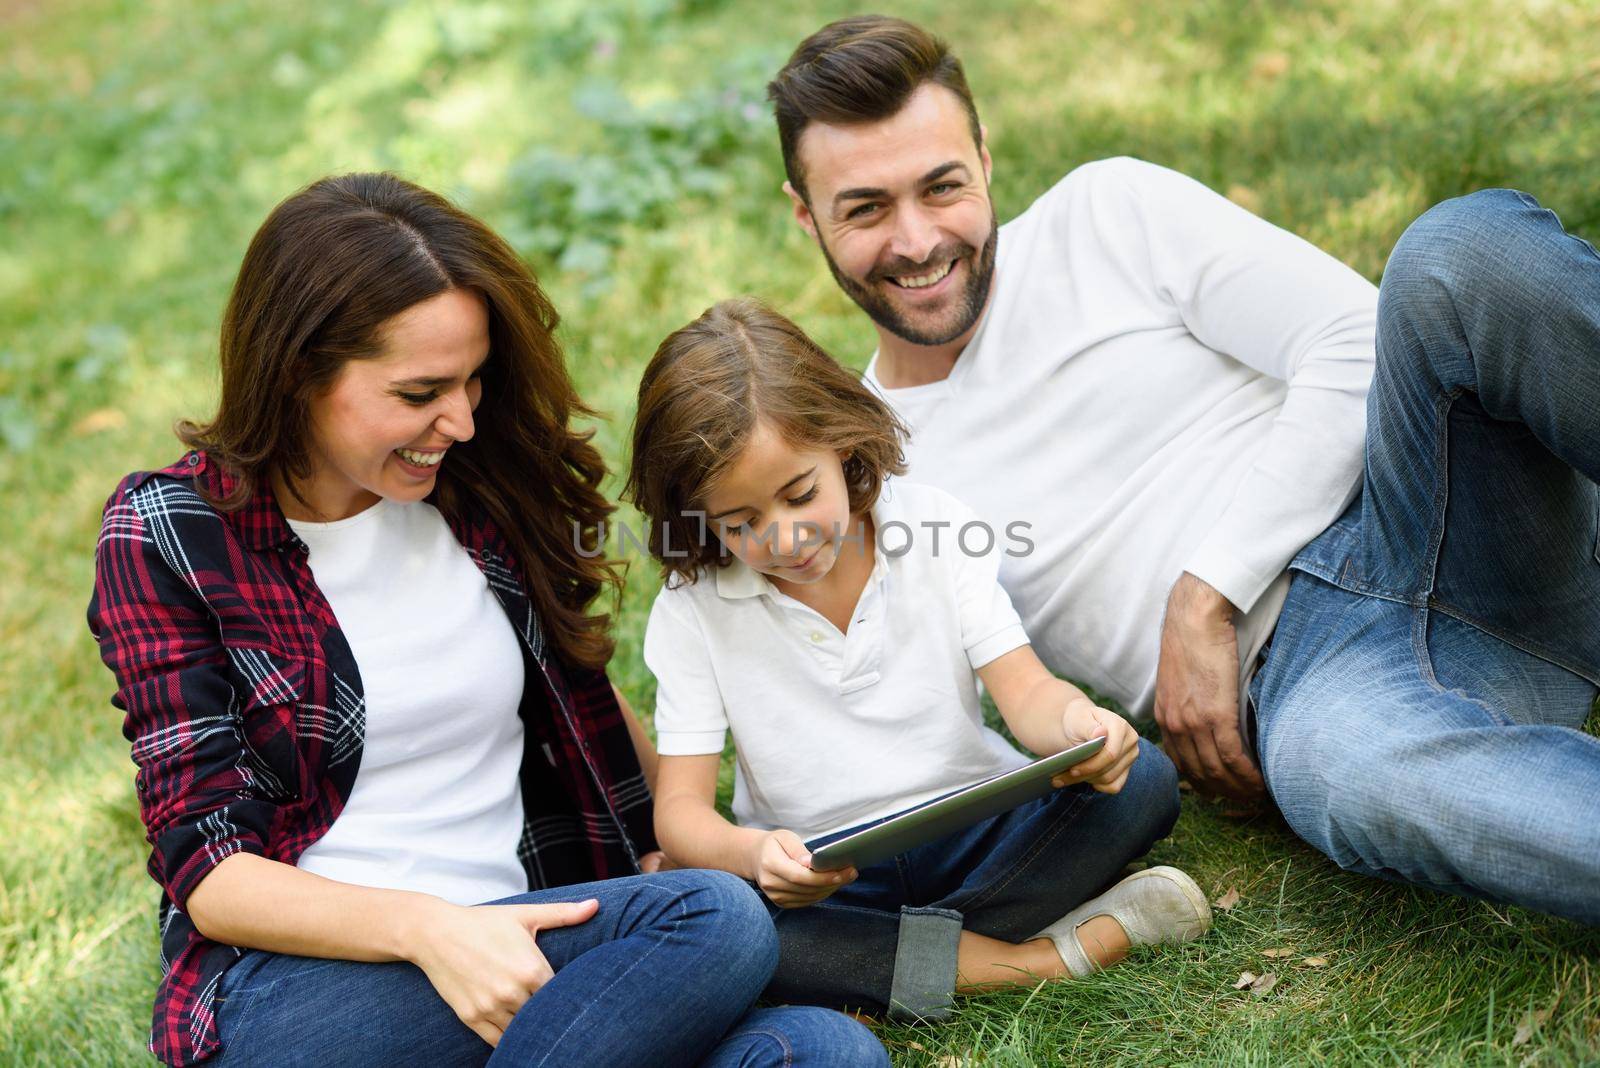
[701,420,858,588]
[282,287,489,521]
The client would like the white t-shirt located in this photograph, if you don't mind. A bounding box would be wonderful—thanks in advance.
[864,157,1378,720]
[288,497,529,906]
[645,479,1033,842]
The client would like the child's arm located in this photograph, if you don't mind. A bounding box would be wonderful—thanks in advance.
[653,754,856,907]
[977,646,1142,794]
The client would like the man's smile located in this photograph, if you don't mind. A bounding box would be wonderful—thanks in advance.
[887,258,956,290]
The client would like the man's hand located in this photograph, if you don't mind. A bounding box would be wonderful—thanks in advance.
[750,830,856,908]
[1154,572,1265,800]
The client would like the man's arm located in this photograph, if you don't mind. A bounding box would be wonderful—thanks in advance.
[1102,160,1376,796]
[1121,158,1377,617]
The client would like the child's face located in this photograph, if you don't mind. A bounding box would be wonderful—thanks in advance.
[702,421,858,586]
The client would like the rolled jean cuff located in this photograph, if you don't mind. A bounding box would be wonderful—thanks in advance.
[887,905,963,1022]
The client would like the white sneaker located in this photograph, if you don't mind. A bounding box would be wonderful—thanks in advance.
[1032,865,1212,977]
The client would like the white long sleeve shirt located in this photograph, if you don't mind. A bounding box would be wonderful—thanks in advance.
[864,156,1378,718]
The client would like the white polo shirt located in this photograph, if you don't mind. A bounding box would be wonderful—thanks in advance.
[644,479,1034,842]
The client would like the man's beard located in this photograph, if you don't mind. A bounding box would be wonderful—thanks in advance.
[818,209,998,347]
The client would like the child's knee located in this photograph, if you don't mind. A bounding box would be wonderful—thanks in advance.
[1123,738,1181,840]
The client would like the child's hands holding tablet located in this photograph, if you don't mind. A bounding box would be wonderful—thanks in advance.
[751,829,859,908]
[1051,699,1141,793]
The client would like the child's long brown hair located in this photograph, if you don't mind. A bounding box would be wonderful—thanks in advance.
[625,297,908,585]
[179,172,621,671]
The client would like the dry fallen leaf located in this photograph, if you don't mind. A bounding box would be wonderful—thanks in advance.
[1214,887,1241,911]
[1301,956,1329,968]
[1233,971,1278,996]
[1513,1008,1553,1047]
[1262,947,1295,959]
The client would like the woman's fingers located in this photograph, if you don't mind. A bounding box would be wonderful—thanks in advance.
[470,1020,505,1049]
[516,898,599,932]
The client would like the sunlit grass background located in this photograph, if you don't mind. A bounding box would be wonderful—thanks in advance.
[4,0,1599,1064]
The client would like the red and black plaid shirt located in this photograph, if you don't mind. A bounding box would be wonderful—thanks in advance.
[87,451,656,1066]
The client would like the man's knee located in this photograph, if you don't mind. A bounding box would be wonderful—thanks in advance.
[1386,188,1534,289]
[1380,188,1560,356]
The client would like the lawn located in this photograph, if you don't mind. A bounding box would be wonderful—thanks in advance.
[3,0,1599,1064]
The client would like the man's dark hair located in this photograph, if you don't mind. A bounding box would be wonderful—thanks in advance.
[767,15,983,202]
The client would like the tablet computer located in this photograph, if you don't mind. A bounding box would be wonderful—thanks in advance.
[805,736,1108,872]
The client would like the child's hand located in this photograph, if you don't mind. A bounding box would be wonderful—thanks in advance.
[1051,699,1141,794]
[751,830,857,908]
[638,850,677,873]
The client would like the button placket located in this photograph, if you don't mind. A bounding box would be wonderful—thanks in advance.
[837,569,887,693]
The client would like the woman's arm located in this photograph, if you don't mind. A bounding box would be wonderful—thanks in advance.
[187,854,597,1048]
[978,646,1141,793]
[653,754,853,907]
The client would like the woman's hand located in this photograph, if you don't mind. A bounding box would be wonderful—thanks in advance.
[1051,700,1141,794]
[750,829,856,908]
[407,897,599,1047]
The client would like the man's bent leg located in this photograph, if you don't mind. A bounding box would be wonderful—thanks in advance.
[1343,188,1600,683]
[1255,573,1600,925]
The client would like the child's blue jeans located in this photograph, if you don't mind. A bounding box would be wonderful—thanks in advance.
[762,737,1180,1019]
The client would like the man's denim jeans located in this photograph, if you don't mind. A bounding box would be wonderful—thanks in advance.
[210,870,887,1067]
[1254,189,1600,924]
[763,738,1180,1020]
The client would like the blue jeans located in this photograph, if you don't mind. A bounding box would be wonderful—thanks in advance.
[763,738,1180,1020]
[1254,188,1600,924]
[210,870,887,1067]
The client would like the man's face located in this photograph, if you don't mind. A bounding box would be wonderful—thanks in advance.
[787,83,997,347]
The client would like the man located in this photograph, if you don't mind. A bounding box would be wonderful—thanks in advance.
[766,15,1600,923]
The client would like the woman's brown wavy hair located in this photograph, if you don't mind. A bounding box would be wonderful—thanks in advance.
[179,172,621,670]
[625,297,908,586]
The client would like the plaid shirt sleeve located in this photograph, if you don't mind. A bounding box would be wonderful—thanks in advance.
[87,475,280,911]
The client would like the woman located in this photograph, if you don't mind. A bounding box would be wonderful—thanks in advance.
[87,173,885,1067]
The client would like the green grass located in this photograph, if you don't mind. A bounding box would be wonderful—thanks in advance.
[3,0,1599,1064]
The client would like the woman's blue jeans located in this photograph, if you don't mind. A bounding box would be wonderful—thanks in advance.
[1254,189,1600,924]
[763,738,1180,1020]
[210,869,887,1067]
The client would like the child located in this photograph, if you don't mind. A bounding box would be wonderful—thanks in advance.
[626,298,1209,1021]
